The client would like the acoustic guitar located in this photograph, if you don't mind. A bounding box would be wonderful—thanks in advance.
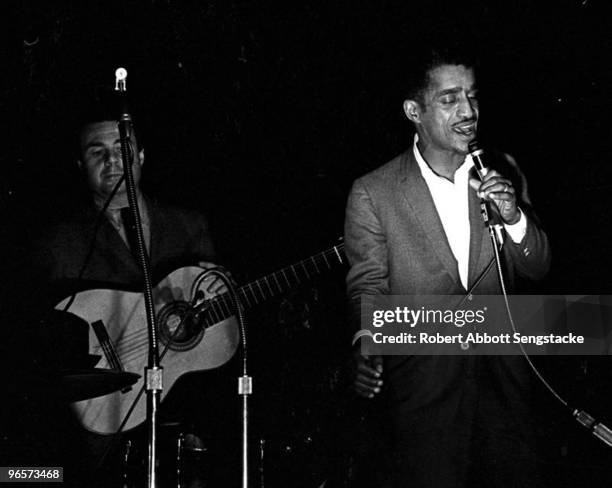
[55,241,345,435]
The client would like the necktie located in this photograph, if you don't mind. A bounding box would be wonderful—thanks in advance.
[120,207,141,258]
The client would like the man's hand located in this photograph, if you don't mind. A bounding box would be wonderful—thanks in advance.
[197,261,234,295]
[469,168,520,225]
[351,344,383,399]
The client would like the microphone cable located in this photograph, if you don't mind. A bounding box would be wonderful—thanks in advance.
[61,174,125,313]
[491,237,612,447]
[468,138,611,447]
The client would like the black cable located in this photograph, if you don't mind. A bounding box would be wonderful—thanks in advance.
[488,225,612,447]
[456,256,496,309]
[61,175,125,313]
[490,232,569,408]
[54,173,133,472]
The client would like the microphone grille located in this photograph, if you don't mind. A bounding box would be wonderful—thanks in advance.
[115,67,128,81]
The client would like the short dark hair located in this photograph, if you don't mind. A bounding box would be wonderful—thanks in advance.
[404,45,478,106]
[75,87,144,158]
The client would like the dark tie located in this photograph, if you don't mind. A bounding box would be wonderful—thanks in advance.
[120,206,142,259]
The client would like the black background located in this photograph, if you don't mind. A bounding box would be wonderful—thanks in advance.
[2,1,612,486]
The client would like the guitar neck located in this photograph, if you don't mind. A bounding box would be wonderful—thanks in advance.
[202,243,345,325]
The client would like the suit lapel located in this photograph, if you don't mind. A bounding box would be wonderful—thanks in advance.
[148,198,162,267]
[397,151,462,288]
[467,179,485,287]
[95,213,142,274]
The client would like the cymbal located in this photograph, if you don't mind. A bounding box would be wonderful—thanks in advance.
[59,368,140,402]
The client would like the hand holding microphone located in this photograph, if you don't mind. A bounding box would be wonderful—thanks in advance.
[468,140,521,225]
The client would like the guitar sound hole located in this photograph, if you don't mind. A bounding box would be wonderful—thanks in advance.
[157,301,205,352]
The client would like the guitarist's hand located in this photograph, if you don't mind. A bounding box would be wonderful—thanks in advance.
[351,343,383,399]
[198,261,235,295]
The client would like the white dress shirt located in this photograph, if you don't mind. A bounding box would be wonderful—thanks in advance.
[413,135,527,289]
[350,138,528,345]
[95,191,151,252]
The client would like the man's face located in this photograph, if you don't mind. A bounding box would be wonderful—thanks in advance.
[78,121,144,198]
[414,64,478,156]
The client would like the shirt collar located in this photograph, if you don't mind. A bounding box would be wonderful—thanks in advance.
[412,134,474,183]
[94,189,145,212]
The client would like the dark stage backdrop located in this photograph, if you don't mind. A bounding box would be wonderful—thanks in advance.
[1,1,612,486]
[2,0,612,286]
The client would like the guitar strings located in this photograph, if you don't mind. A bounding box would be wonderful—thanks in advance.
[110,294,231,364]
[111,291,225,351]
[84,244,346,443]
[104,246,346,363]
[113,291,231,357]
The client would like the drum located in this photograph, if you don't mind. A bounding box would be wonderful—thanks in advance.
[121,425,216,488]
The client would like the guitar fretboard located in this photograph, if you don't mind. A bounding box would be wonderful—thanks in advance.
[201,242,345,327]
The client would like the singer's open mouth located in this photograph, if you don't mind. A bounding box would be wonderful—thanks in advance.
[453,123,476,136]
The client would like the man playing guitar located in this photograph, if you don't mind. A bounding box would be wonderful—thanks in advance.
[31,96,235,486]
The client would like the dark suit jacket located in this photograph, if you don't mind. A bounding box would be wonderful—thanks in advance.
[22,197,216,370]
[34,197,216,307]
[344,148,551,435]
[23,198,226,483]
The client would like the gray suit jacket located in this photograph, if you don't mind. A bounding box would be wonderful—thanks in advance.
[345,148,550,307]
[344,148,551,431]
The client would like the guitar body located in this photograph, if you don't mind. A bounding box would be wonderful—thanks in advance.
[56,266,240,435]
[54,240,345,435]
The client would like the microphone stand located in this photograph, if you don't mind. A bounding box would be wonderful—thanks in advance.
[115,68,162,488]
[191,269,252,487]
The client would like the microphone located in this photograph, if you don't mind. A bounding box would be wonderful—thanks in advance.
[189,290,213,325]
[468,139,504,244]
[115,67,128,91]
[468,139,487,181]
[113,67,133,148]
[191,300,210,324]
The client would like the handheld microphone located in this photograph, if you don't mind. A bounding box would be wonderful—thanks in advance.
[468,139,504,243]
[468,139,487,180]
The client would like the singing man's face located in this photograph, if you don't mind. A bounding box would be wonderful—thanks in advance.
[415,64,479,156]
[78,121,144,199]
